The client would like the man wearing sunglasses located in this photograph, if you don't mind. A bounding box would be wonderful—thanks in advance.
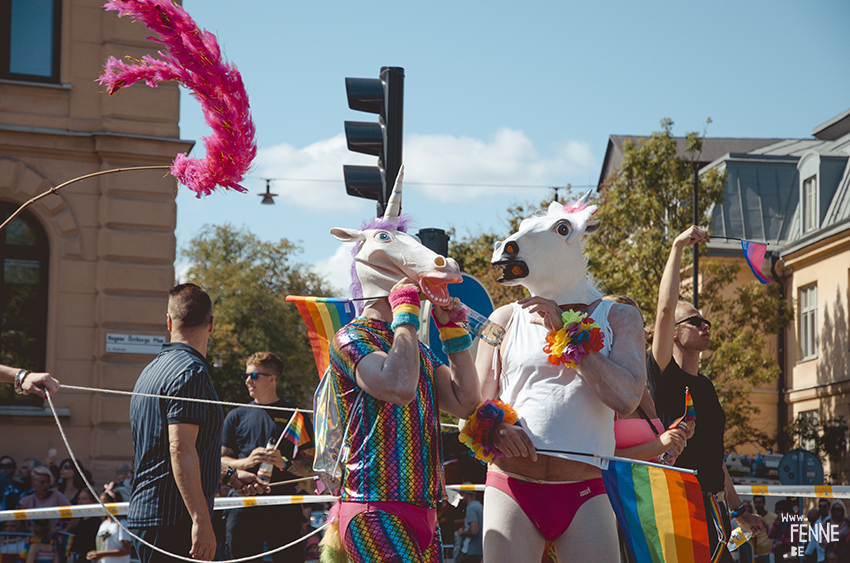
[221,351,315,563]
[647,226,766,562]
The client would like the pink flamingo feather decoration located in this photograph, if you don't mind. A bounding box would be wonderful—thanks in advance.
[99,0,256,197]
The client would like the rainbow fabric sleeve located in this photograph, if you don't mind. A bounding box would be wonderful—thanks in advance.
[741,240,773,284]
[602,459,711,563]
[286,296,356,377]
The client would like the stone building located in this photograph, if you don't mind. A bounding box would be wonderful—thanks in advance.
[0,0,191,485]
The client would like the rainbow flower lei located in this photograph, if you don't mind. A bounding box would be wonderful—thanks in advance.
[458,399,519,463]
[543,309,604,368]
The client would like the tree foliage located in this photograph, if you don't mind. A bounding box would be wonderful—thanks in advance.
[181,224,336,408]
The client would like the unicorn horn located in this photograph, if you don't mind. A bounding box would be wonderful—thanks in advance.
[382,165,405,224]
[578,190,592,205]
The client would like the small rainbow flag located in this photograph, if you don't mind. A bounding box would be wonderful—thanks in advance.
[282,411,310,457]
[602,459,711,563]
[741,240,773,284]
[668,387,696,431]
[285,296,356,377]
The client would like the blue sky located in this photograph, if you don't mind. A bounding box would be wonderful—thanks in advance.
[172,0,850,293]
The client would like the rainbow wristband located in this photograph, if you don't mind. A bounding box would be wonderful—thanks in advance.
[389,286,421,332]
[439,328,472,354]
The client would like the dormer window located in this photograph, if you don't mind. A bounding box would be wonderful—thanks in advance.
[803,175,817,233]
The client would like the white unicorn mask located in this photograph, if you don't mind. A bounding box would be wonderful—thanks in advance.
[331,167,463,311]
[491,191,602,304]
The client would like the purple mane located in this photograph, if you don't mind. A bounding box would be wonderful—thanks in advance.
[349,213,414,313]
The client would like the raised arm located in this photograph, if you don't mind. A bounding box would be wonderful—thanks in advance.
[433,300,481,419]
[652,226,709,372]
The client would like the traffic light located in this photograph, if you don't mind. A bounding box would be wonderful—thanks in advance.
[343,66,404,216]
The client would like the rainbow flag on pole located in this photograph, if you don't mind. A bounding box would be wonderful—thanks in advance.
[668,387,696,431]
[741,240,773,284]
[602,459,711,563]
[281,411,310,457]
[285,296,356,377]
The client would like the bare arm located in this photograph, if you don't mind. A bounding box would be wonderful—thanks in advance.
[723,462,767,533]
[614,427,686,461]
[652,226,709,372]
[0,364,59,399]
[433,298,481,419]
[474,305,512,402]
[221,445,268,472]
[355,322,421,405]
[169,423,216,561]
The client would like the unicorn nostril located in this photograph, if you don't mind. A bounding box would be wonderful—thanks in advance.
[503,241,519,256]
[434,256,446,267]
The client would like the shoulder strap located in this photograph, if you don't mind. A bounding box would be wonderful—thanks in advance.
[636,405,661,437]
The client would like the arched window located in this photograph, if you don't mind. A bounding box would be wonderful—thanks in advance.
[0,202,49,406]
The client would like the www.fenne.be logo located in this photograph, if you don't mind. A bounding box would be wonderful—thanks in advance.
[779,513,841,558]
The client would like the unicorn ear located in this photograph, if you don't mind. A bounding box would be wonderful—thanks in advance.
[330,227,366,243]
[585,220,600,235]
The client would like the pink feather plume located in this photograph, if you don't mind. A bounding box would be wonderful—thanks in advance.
[99,0,256,197]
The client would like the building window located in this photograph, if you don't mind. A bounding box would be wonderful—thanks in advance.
[798,409,819,452]
[0,0,62,83]
[803,175,818,233]
[799,284,818,361]
[0,203,49,406]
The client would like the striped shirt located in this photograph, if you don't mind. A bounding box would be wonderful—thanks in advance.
[329,317,445,507]
[128,342,223,528]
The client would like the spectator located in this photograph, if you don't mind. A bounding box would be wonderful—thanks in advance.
[107,465,132,504]
[0,520,28,563]
[769,500,795,560]
[86,491,131,563]
[56,460,92,506]
[805,507,822,563]
[24,520,58,563]
[69,489,100,563]
[0,457,15,509]
[4,458,41,510]
[751,495,776,562]
[456,489,483,563]
[220,351,315,563]
[820,501,850,562]
[17,466,76,533]
[648,226,765,562]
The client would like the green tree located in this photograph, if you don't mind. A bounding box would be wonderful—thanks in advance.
[586,118,792,451]
[181,224,336,408]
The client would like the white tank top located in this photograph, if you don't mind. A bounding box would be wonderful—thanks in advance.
[499,300,615,468]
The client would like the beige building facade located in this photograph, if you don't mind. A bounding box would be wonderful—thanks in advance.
[0,0,190,485]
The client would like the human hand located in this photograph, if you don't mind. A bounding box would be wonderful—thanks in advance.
[491,421,537,462]
[189,520,216,560]
[86,551,100,561]
[738,511,767,534]
[245,447,268,467]
[389,277,420,298]
[432,296,463,327]
[685,421,696,440]
[659,428,687,457]
[266,447,286,470]
[673,226,710,249]
[23,372,60,399]
[231,470,270,496]
[517,296,564,332]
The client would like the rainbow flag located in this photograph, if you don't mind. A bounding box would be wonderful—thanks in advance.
[741,240,773,284]
[668,387,696,431]
[602,459,711,563]
[282,411,310,457]
[285,296,356,377]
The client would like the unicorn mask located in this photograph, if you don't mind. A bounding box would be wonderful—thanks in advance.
[331,167,463,311]
[491,191,602,304]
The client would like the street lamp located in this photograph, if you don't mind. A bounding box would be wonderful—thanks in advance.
[259,179,277,205]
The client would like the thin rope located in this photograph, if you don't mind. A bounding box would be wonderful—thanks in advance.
[44,390,328,562]
[61,383,462,429]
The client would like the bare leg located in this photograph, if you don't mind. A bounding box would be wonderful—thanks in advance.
[482,484,546,563]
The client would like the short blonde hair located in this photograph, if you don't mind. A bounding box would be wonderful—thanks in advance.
[30,465,54,487]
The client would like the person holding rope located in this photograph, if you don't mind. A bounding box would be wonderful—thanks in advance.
[648,226,766,562]
[1,365,59,399]
[127,283,223,563]
[221,351,315,563]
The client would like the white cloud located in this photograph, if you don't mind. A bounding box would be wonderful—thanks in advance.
[253,129,596,210]
[311,241,356,297]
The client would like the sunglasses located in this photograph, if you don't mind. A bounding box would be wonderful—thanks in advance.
[244,372,275,380]
[675,316,711,330]
[61,464,73,470]
[0,464,14,469]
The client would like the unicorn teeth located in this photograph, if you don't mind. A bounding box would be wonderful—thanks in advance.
[421,283,450,306]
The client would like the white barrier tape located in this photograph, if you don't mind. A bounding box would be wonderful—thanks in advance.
[447,484,484,492]
[734,484,850,499]
[0,495,340,522]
